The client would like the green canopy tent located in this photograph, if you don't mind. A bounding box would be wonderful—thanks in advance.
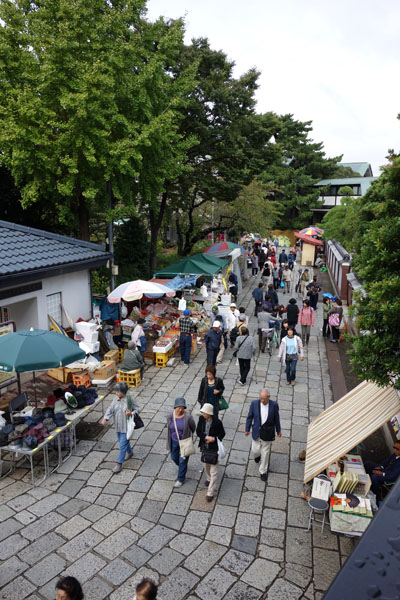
[154,253,228,279]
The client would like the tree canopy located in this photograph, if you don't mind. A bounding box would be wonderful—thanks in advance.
[349,152,400,387]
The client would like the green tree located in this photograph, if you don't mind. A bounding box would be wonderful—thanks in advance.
[321,195,363,252]
[0,0,194,246]
[113,218,150,283]
[349,152,400,387]
[260,114,341,229]
[330,165,362,178]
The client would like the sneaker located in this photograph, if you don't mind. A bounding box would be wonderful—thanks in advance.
[286,381,291,385]
[125,451,133,461]
[254,456,261,464]
[260,473,268,482]
[291,381,296,386]
[174,481,183,488]
[238,380,245,386]
[206,495,214,502]
[113,463,123,473]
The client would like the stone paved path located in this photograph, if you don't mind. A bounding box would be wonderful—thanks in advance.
[0,267,354,600]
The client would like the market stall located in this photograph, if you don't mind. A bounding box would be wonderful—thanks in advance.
[294,232,324,267]
[304,380,400,536]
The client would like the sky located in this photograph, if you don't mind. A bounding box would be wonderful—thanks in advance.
[146,0,400,177]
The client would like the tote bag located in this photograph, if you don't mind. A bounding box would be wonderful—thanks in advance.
[173,415,195,458]
[126,416,136,440]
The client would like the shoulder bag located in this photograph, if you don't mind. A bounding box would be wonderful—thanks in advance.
[173,414,195,458]
[233,335,248,358]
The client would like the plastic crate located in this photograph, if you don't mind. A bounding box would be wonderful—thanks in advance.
[155,345,175,368]
[72,369,91,388]
[117,369,141,388]
[118,347,127,362]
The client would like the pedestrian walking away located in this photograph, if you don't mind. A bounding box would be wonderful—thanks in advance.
[197,364,225,416]
[306,275,322,309]
[166,397,196,487]
[234,326,255,385]
[101,382,140,473]
[300,268,311,299]
[197,402,226,501]
[179,309,196,364]
[278,327,304,385]
[295,268,303,294]
[245,388,282,481]
[298,298,315,345]
[267,283,279,310]
[228,271,239,302]
[322,296,330,338]
[282,265,293,294]
[257,306,279,353]
[252,282,264,316]
[203,320,223,365]
[284,297,299,328]
[279,249,288,265]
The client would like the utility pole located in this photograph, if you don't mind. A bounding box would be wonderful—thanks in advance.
[107,181,115,291]
[211,201,215,244]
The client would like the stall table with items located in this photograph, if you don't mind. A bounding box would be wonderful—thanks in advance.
[326,454,374,536]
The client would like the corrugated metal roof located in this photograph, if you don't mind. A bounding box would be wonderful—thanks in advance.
[0,221,110,276]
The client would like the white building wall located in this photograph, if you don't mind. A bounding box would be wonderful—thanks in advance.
[0,269,92,331]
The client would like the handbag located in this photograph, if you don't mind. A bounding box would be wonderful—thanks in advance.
[173,414,195,458]
[329,313,340,327]
[217,437,227,460]
[218,397,229,411]
[233,335,248,358]
[280,281,285,288]
[201,445,218,464]
[133,413,144,429]
[126,415,135,440]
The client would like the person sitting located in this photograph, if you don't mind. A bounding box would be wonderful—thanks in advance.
[364,441,400,496]
[120,340,144,381]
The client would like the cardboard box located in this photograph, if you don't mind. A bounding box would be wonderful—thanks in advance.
[104,349,119,364]
[93,361,117,380]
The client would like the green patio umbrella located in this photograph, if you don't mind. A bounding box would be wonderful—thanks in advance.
[0,329,86,405]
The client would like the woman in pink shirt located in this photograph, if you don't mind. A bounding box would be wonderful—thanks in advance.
[298,299,315,345]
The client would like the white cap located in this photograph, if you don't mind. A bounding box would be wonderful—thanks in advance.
[200,403,214,416]
[230,303,236,307]
[213,321,221,328]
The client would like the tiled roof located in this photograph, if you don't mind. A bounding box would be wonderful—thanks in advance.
[0,221,111,276]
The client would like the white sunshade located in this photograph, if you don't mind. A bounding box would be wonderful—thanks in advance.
[304,380,400,483]
[108,280,176,303]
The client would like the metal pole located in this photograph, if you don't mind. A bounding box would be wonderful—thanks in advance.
[211,201,214,244]
[107,181,115,290]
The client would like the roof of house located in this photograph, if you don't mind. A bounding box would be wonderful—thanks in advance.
[338,162,373,177]
[315,176,376,196]
[0,221,111,284]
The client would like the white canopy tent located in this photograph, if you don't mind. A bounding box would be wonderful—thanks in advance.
[304,380,400,483]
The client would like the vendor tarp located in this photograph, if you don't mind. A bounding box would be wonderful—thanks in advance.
[304,380,400,483]
[154,253,228,278]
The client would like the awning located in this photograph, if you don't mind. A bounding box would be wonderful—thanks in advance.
[304,380,400,483]
[294,232,324,246]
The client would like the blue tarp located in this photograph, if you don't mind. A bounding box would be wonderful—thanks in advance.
[164,275,198,290]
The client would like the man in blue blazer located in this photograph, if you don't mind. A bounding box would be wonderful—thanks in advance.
[245,388,281,481]
[364,441,400,495]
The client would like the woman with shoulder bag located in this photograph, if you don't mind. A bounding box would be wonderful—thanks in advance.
[197,365,225,416]
[196,403,225,502]
[277,327,304,386]
[166,397,196,488]
[234,326,255,386]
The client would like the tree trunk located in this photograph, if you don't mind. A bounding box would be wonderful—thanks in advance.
[148,190,169,272]
[176,214,183,256]
[77,190,90,241]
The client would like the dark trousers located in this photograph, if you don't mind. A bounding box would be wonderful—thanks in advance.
[273,279,279,290]
[285,357,298,383]
[331,325,340,341]
[180,334,192,364]
[206,348,218,366]
[238,358,251,384]
[254,301,262,316]
[309,294,318,309]
[258,329,266,352]
[322,318,329,338]
[364,461,385,495]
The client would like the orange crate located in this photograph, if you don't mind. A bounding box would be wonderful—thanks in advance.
[72,369,91,388]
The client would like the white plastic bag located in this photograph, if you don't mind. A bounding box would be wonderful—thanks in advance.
[217,437,227,461]
[126,416,136,440]
[0,411,6,428]
[178,298,187,311]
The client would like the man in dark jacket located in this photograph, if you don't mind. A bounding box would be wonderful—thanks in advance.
[267,284,279,309]
[252,282,264,316]
[197,403,225,501]
[364,441,400,495]
[228,272,238,302]
[245,388,281,481]
[203,321,223,366]
[279,249,288,265]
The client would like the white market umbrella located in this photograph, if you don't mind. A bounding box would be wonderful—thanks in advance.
[108,280,175,303]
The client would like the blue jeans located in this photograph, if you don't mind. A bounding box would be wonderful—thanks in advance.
[116,432,133,464]
[180,334,192,364]
[170,439,189,483]
[285,357,298,383]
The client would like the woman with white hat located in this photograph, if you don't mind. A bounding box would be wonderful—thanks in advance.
[196,403,225,502]
[166,398,196,488]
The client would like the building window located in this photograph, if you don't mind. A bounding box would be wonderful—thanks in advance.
[46,293,62,325]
